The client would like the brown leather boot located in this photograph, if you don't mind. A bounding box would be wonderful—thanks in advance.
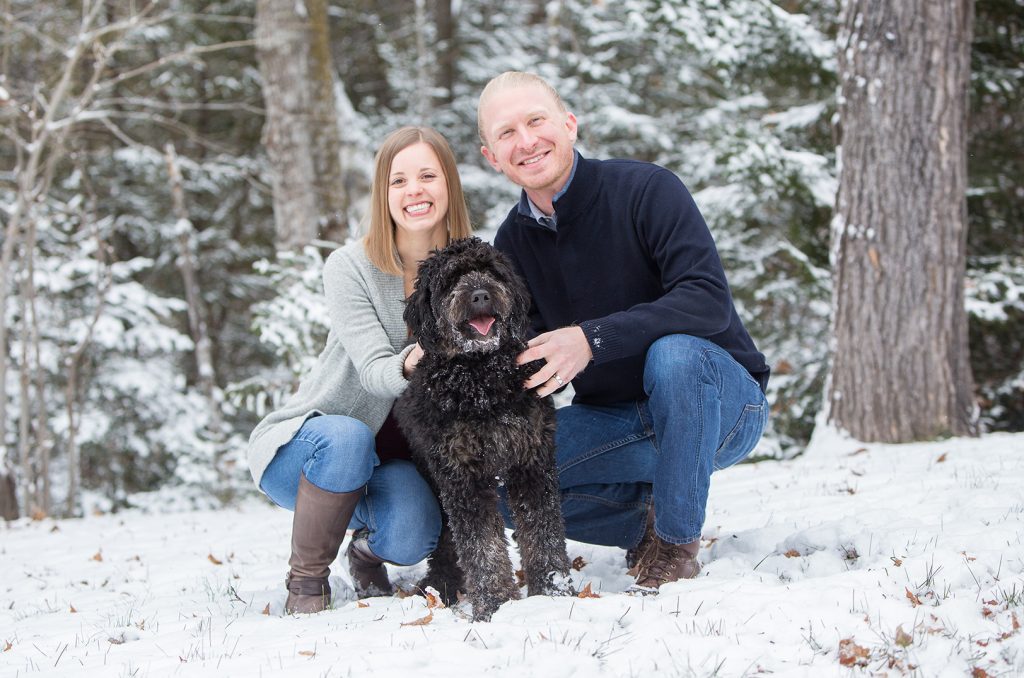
[346,528,393,598]
[626,504,656,572]
[630,535,701,594]
[284,474,364,614]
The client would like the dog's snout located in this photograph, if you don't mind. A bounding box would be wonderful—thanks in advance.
[470,288,492,313]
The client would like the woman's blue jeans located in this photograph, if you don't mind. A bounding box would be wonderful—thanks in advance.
[532,334,769,549]
[259,415,442,566]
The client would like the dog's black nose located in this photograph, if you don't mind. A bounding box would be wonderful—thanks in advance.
[471,289,491,305]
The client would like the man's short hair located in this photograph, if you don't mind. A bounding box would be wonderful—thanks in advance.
[477,71,568,146]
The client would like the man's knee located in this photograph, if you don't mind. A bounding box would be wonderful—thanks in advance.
[643,334,710,389]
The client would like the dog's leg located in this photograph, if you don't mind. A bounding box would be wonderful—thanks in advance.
[416,521,464,605]
[440,476,519,622]
[505,436,572,597]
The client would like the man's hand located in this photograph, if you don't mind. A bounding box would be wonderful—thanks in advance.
[403,343,424,378]
[519,326,593,397]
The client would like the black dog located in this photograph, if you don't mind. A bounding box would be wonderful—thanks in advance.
[395,237,571,621]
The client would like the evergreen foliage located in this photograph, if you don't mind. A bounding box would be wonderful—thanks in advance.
[1,0,1021,513]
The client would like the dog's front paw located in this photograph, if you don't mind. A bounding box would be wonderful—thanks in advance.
[416,572,463,606]
[531,570,575,597]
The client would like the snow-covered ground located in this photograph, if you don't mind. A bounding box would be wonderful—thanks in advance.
[3,430,1022,677]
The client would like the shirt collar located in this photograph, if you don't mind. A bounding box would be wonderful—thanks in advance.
[516,150,580,230]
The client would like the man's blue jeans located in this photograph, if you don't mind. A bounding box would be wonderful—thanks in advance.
[545,334,769,549]
[260,415,442,566]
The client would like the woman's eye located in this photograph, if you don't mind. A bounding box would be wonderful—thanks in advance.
[390,177,404,186]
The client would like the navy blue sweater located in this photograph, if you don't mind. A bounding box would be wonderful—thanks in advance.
[493,154,769,406]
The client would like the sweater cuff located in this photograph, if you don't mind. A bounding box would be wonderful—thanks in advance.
[385,344,416,396]
[579,319,624,365]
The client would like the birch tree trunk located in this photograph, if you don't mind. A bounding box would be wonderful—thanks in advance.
[828,0,978,442]
[255,0,347,250]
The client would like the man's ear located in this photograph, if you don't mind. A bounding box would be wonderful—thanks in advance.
[481,144,502,173]
[565,111,578,143]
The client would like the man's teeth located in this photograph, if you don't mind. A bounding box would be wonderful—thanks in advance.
[522,155,543,165]
[405,202,430,215]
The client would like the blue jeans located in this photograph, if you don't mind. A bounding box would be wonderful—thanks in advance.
[259,415,442,565]
[543,334,768,549]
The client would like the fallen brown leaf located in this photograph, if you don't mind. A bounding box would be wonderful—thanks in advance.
[298,650,315,657]
[894,625,913,647]
[784,549,801,558]
[577,582,600,599]
[207,554,223,566]
[515,568,526,587]
[424,588,446,610]
[69,604,77,613]
[936,453,948,463]
[31,509,47,521]
[906,588,922,607]
[401,610,434,627]
[91,550,103,562]
[972,668,991,678]
[890,556,903,567]
[357,601,369,608]
[982,607,994,618]
[395,587,416,599]
[571,556,587,571]
[847,447,868,456]
[3,640,12,652]
[838,638,870,667]
[261,603,270,615]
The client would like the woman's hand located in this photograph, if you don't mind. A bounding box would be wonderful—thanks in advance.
[403,343,425,378]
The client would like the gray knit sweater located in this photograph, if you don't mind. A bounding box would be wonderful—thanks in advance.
[246,239,415,488]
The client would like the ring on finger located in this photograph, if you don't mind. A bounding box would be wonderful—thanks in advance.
[553,373,565,387]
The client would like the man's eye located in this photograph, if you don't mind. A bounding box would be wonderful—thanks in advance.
[500,129,512,139]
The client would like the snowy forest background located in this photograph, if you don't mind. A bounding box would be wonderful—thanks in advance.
[1,0,1021,520]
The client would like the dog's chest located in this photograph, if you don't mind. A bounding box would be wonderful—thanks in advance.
[435,411,543,473]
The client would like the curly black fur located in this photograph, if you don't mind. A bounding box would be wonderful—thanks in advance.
[395,237,571,622]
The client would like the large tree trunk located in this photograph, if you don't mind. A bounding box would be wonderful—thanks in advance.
[433,0,455,106]
[828,0,978,442]
[255,0,347,250]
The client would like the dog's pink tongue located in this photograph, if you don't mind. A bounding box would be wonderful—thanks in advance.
[469,315,495,336]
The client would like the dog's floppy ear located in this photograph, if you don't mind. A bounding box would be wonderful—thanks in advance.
[403,251,441,352]
[492,251,533,341]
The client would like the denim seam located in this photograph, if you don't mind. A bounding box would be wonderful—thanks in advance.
[561,492,650,511]
[556,431,653,475]
[684,348,711,534]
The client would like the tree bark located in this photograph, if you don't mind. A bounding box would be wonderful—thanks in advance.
[255,0,347,250]
[433,0,455,106]
[165,143,222,434]
[828,0,978,442]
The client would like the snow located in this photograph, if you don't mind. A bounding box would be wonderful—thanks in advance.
[3,432,1023,676]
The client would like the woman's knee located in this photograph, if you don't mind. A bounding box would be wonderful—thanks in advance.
[298,415,378,492]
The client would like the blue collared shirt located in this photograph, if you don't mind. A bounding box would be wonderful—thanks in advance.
[516,151,580,231]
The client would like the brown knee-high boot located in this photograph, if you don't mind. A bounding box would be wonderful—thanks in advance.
[285,474,364,614]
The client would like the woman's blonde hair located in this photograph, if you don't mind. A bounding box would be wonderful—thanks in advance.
[364,126,473,275]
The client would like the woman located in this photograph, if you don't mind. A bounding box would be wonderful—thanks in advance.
[247,127,474,614]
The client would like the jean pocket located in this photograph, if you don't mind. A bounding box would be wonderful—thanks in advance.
[714,402,768,470]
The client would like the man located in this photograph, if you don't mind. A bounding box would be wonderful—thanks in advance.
[478,71,771,593]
